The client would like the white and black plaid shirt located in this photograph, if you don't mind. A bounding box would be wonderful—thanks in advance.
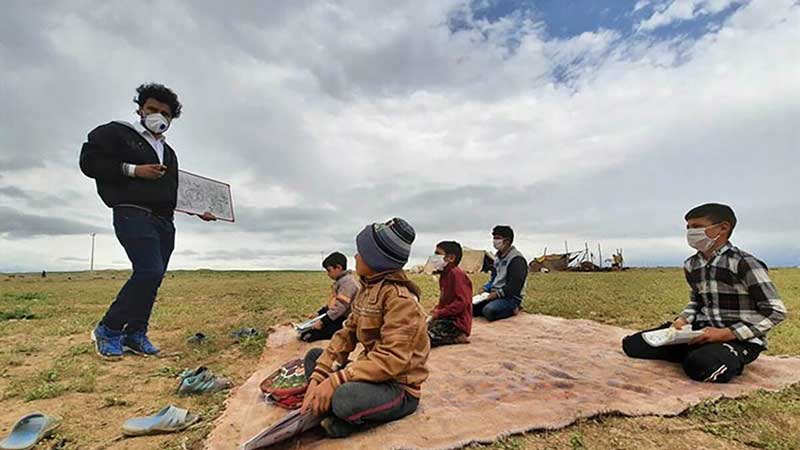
[679,243,787,347]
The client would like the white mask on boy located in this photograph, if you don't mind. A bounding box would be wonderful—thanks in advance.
[686,226,719,252]
[492,238,505,251]
[430,255,447,272]
[142,113,170,134]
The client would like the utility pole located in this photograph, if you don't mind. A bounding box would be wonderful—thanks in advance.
[90,233,96,272]
[598,244,603,269]
[564,241,569,254]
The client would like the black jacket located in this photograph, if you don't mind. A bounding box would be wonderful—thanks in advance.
[79,121,178,217]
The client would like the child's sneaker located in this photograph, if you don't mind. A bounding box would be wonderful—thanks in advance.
[320,416,355,438]
[123,329,160,356]
[91,323,124,359]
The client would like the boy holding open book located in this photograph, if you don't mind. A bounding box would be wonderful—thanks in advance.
[622,203,787,383]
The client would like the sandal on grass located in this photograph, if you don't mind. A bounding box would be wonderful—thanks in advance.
[0,413,60,450]
[122,405,199,436]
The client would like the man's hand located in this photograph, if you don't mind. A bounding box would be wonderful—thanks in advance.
[134,164,167,180]
[300,380,319,415]
[301,378,335,416]
[197,212,217,222]
[672,317,689,330]
[312,320,323,330]
[689,327,736,345]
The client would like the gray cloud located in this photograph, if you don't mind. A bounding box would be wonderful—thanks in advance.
[0,206,107,239]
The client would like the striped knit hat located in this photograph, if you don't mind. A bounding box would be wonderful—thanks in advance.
[356,218,415,272]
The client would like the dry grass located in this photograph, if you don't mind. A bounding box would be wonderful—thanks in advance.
[1,268,798,449]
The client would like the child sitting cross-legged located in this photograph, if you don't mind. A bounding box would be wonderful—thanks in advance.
[300,218,430,438]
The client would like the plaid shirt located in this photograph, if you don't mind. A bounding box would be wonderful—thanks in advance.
[679,243,787,347]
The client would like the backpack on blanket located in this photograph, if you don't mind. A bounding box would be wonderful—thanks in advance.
[259,358,308,409]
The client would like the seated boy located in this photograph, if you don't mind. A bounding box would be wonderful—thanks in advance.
[622,203,787,383]
[301,218,430,438]
[300,252,359,342]
[427,241,473,346]
[473,225,528,322]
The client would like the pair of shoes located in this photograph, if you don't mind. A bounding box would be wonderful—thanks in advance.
[91,323,123,359]
[123,328,160,356]
[320,416,355,438]
[177,367,233,395]
[91,323,160,359]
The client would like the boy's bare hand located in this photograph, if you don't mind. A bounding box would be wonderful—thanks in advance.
[197,212,217,221]
[302,378,334,416]
[134,164,167,180]
[689,327,736,345]
[300,380,319,415]
[672,317,688,330]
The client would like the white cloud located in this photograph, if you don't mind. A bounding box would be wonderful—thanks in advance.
[637,0,745,31]
[1,0,799,271]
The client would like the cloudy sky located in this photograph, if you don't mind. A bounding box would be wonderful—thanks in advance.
[1,0,798,273]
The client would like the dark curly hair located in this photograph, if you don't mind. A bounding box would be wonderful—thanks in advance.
[133,83,182,118]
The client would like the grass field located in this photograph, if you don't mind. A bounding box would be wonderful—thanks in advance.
[1,268,798,450]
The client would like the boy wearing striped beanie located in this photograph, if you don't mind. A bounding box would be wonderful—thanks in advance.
[301,218,431,438]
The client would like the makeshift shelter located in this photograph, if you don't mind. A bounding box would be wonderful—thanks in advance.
[423,248,495,275]
[529,252,582,272]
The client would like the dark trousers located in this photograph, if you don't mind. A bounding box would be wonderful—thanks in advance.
[101,207,175,332]
[304,349,419,426]
[473,297,520,322]
[622,322,762,383]
[300,318,345,343]
[427,319,466,347]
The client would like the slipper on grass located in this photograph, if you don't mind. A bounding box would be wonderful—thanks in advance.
[122,405,199,437]
[0,413,60,450]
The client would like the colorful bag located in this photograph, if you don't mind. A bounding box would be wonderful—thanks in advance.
[259,358,308,409]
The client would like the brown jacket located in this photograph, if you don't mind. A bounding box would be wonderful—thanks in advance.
[309,270,431,397]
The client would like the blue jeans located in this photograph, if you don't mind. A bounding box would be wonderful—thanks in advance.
[473,297,521,322]
[101,207,175,332]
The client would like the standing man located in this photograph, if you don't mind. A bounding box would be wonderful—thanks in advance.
[473,225,528,322]
[80,83,214,359]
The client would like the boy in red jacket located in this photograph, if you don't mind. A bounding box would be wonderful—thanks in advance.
[427,241,473,346]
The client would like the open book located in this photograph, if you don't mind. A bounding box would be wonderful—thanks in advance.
[293,314,327,334]
[642,327,704,347]
[241,409,322,450]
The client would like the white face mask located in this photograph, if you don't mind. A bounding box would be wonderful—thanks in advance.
[686,226,719,252]
[430,255,447,271]
[142,113,170,134]
[492,238,505,251]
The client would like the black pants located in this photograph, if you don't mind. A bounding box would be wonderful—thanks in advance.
[102,208,174,332]
[300,318,345,342]
[622,322,762,383]
[304,349,419,426]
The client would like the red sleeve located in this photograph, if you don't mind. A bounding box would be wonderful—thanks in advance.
[435,271,472,319]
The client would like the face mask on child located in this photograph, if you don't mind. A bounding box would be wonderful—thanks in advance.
[492,238,505,251]
[686,226,719,252]
[430,255,447,271]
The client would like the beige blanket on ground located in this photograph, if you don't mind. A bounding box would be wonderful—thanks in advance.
[205,314,800,450]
